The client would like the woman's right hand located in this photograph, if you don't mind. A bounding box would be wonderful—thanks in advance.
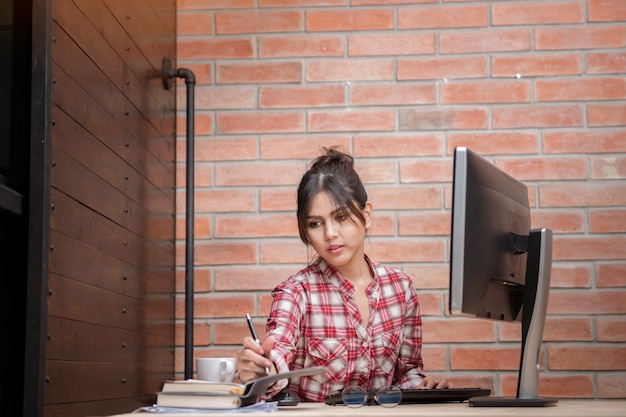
[235,335,276,383]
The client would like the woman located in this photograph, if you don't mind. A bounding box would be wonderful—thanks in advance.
[235,147,449,402]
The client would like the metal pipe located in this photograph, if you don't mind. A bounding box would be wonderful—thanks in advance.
[162,57,196,380]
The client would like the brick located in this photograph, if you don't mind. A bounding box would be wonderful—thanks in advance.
[178,0,254,10]
[261,0,345,6]
[419,346,447,371]
[542,317,593,342]
[597,317,626,342]
[215,10,302,34]
[177,112,213,136]
[447,132,538,155]
[216,111,304,134]
[422,318,495,343]
[535,375,595,398]
[400,107,489,131]
[586,51,626,74]
[259,35,344,58]
[308,109,395,132]
[193,294,256,318]
[598,373,626,398]
[492,53,582,77]
[548,345,626,370]
[404,264,449,289]
[213,321,252,345]
[190,189,256,213]
[442,80,530,104]
[548,289,626,314]
[194,86,256,110]
[259,188,297,212]
[349,33,435,56]
[536,77,626,102]
[177,12,213,35]
[495,157,587,181]
[216,62,301,84]
[543,129,626,153]
[440,29,531,54]
[176,268,211,293]
[177,38,254,60]
[451,346,521,371]
[176,163,212,188]
[354,133,443,157]
[530,209,585,233]
[398,56,487,81]
[493,104,583,128]
[588,103,626,127]
[215,214,297,238]
[352,0,437,4]
[554,236,626,262]
[536,26,626,50]
[596,263,626,287]
[367,185,441,210]
[399,4,488,29]
[194,137,257,162]
[260,85,345,108]
[215,161,302,186]
[306,9,394,32]
[367,238,445,263]
[192,241,257,265]
[492,1,584,25]
[588,0,626,22]
[350,83,437,106]
[354,160,398,183]
[591,157,626,180]
[414,292,443,316]
[175,215,212,240]
[306,59,394,82]
[260,239,310,264]
[369,213,395,237]
[400,160,452,183]
[260,135,351,159]
[550,264,592,288]
[399,212,450,237]
[539,183,626,207]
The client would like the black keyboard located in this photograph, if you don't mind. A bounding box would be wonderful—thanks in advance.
[324,387,491,405]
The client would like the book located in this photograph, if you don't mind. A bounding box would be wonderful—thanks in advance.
[155,366,326,410]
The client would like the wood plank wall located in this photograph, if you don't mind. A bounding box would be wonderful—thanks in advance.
[45,1,176,415]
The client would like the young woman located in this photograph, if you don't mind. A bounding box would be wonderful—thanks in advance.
[235,147,449,402]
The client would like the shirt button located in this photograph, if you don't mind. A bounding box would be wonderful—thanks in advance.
[362,341,368,348]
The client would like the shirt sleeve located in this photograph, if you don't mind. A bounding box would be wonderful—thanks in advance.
[264,278,306,396]
[395,277,426,388]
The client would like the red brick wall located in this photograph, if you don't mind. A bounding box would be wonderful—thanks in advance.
[174,0,626,399]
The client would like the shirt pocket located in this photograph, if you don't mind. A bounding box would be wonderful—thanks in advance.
[305,337,348,384]
[375,328,402,374]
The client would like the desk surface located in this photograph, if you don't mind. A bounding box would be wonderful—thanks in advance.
[109,400,626,417]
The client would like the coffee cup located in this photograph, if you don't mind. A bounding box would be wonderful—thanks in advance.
[196,357,236,382]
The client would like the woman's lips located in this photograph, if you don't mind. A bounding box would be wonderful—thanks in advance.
[327,244,343,254]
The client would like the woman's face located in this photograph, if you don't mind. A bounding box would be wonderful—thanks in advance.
[305,191,372,271]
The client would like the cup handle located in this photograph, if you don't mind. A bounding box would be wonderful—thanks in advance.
[220,360,234,381]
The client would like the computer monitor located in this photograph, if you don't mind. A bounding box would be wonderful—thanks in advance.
[449,147,557,407]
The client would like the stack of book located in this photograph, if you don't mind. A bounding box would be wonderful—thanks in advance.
[156,379,245,410]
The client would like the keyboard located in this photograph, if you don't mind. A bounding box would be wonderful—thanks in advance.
[324,387,491,405]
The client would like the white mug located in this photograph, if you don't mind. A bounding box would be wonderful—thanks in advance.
[196,357,236,382]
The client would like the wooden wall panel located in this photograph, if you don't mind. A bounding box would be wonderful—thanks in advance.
[46,0,176,415]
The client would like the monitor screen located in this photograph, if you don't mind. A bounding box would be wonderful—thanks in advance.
[448,147,557,407]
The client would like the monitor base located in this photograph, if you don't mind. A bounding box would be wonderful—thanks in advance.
[469,396,558,407]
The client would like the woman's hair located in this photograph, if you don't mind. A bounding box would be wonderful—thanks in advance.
[296,147,368,244]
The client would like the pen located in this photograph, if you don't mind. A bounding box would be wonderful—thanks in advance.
[246,313,270,374]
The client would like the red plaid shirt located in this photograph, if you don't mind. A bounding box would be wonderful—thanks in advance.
[267,255,425,402]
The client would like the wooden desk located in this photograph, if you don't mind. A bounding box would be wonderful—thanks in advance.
[108,400,626,416]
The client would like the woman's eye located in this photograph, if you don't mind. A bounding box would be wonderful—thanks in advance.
[308,221,321,228]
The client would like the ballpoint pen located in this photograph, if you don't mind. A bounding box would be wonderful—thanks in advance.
[246,313,270,374]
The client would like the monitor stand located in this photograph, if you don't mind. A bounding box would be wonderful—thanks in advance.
[470,229,558,407]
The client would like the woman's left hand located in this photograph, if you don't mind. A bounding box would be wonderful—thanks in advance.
[417,375,452,389]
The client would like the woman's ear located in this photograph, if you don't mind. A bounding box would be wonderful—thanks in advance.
[363,201,373,230]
